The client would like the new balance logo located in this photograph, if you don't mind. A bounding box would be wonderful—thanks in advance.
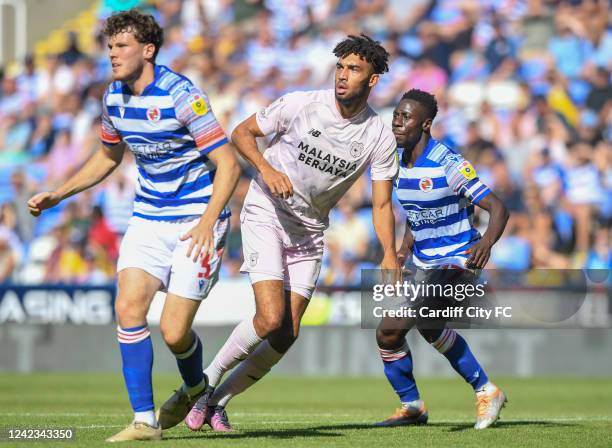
[307,128,321,137]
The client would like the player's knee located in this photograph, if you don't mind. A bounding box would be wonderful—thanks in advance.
[417,326,444,344]
[160,323,190,352]
[253,312,283,338]
[269,328,296,353]
[114,296,147,324]
[376,328,405,349]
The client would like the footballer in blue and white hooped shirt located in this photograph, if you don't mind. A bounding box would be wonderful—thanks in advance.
[28,10,240,441]
[392,91,509,271]
[101,65,229,221]
[373,89,509,431]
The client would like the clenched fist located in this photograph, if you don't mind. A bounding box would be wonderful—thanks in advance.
[27,191,61,216]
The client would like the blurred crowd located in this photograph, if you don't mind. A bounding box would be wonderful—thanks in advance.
[0,0,610,286]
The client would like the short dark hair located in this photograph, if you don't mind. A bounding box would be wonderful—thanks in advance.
[401,89,438,120]
[103,9,164,60]
[333,34,389,74]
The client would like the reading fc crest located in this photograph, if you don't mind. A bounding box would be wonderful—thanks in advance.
[419,177,433,192]
[146,106,161,122]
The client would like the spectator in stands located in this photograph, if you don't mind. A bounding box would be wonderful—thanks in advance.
[60,32,86,66]
[96,169,135,236]
[0,203,23,282]
[9,170,35,243]
[88,206,118,262]
[564,142,605,253]
[485,17,516,78]
[28,111,55,158]
[585,67,612,117]
[584,227,612,270]
[327,198,369,261]
[245,15,277,81]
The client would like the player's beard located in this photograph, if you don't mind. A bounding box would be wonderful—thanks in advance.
[399,130,423,155]
[335,79,370,106]
[113,60,145,83]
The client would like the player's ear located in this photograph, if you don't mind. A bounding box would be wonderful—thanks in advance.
[422,117,433,132]
[143,43,156,61]
[368,73,379,88]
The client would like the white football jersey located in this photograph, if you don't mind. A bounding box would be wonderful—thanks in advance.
[245,89,398,233]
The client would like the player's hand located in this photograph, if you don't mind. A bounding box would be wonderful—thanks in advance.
[181,220,215,262]
[261,166,293,199]
[465,238,493,269]
[27,191,61,217]
[380,253,402,283]
[396,242,412,267]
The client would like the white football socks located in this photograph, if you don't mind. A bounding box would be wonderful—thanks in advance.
[401,399,424,411]
[204,319,263,387]
[182,376,208,397]
[476,381,496,395]
[134,410,157,428]
[210,340,284,407]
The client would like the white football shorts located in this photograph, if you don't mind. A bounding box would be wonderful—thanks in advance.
[239,209,324,300]
[117,216,229,300]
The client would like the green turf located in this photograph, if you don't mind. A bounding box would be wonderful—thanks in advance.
[0,374,610,447]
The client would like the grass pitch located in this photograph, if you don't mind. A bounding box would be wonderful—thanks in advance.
[0,374,610,447]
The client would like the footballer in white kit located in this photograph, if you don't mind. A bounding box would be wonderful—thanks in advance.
[184,34,401,432]
[239,88,398,298]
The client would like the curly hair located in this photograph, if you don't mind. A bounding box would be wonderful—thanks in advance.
[332,34,390,74]
[401,89,438,120]
[103,9,163,60]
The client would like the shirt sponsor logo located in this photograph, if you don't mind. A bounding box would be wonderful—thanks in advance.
[124,135,172,159]
[407,207,445,225]
[297,141,357,178]
[146,106,161,122]
[419,177,433,192]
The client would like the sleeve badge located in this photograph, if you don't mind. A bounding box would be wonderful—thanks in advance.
[458,160,477,180]
[189,94,208,116]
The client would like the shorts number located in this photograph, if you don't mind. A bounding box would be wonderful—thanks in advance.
[198,254,212,279]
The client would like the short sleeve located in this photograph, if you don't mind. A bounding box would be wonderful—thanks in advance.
[370,129,399,181]
[174,85,228,154]
[255,91,307,136]
[100,92,121,146]
[442,152,491,204]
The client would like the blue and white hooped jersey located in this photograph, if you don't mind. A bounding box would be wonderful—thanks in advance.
[396,138,491,269]
[100,65,229,221]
